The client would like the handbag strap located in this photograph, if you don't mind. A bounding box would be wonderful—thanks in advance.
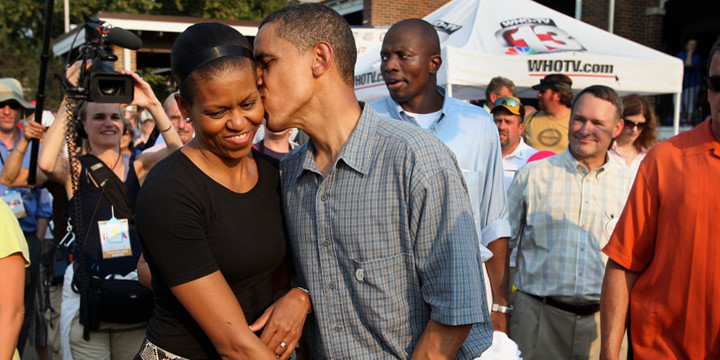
[79,154,134,221]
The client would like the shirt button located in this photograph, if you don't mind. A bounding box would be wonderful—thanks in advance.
[355,269,365,282]
[322,239,330,247]
[320,194,328,202]
[328,282,336,290]
[334,325,343,332]
[580,248,585,252]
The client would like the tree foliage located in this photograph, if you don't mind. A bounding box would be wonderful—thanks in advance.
[0,0,288,108]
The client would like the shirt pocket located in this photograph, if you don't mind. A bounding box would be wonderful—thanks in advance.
[347,253,421,346]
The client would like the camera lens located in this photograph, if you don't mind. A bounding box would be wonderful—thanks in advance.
[98,79,123,96]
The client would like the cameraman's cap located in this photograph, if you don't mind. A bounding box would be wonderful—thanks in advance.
[0,78,35,110]
[531,74,572,91]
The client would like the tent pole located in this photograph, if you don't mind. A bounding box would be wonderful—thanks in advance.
[608,0,615,33]
[673,92,681,135]
[575,0,582,19]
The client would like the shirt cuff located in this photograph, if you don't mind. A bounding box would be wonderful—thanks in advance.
[480,219,512,247]
[430,305,486,326]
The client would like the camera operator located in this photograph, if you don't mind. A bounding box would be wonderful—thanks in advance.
[38,60,181,359]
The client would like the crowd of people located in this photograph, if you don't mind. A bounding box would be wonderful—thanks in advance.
[1,3,718,360]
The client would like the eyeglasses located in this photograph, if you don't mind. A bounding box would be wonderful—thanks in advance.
[0,100,22,110]
[624,119,647,130]
[706,76,720,92]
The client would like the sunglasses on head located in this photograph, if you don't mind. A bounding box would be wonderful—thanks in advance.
[624,119,646,130]
[706,76,720,92]
[494,97,519,107]
[0,100,22,110]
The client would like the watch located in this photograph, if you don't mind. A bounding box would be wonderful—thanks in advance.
[492,304,513,315]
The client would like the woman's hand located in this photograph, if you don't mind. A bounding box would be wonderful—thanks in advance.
[23,120,45,141]
[249,288,311,360]
[65,60,89,88]
[120,71,161,109]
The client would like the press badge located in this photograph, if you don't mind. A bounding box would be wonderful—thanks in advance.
[98,216,132,259]
[2,190,26,218]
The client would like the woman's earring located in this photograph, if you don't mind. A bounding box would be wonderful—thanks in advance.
[185,117,191,123]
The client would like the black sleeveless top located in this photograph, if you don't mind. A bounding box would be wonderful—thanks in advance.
[69,153,142,277]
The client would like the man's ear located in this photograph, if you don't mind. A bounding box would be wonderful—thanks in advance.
[488,92,498,106]
[612,117,625,138]
[429,54,442,75]
[312,41,334,78]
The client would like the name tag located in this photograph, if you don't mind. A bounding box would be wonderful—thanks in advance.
[2,191,26,218]
[98,217,132,259]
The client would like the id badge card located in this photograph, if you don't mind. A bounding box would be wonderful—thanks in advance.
[2,191,26,218]
[98,216,132,259]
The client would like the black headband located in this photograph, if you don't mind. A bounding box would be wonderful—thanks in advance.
[174,45,254,83]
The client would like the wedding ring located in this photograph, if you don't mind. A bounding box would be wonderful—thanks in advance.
[280,342,287,348]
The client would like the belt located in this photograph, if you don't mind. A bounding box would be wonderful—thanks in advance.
[525,292,600,316]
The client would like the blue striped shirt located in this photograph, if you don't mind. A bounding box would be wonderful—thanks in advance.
[280,106,492,359]
[508,150,633,303]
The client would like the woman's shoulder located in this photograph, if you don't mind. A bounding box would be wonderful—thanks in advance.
[140,151,201,196]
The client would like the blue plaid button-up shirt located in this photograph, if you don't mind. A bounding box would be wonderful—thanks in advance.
[280,106,492,359]
[371,87,511,262]
[508,150,633,303]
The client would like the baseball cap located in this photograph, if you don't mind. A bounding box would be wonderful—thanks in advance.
[491,96,525,119]
[0,78,35,110]
[531,74,572,91]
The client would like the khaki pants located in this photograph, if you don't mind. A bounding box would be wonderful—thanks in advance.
[510,291,627,360]
[47,284,63,359]
[69,311,146,360]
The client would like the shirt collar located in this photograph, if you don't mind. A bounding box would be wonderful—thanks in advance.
[295,105,377,179]
[684,118,720,158]
[559,148,616,177]
[506,138,531,160]
[386,86,450,126]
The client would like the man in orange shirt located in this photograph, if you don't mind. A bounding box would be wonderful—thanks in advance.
[600,39,720,359]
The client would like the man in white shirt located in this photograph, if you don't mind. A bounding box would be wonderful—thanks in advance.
[492,96,538,190]
[493,96,537,284]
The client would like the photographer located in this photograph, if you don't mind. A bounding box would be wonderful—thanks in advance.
[38,60,181,359]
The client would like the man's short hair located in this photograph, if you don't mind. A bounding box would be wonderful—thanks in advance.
[260,3,356,86]
[485,76,516,101]
[709,36,720,69]
[163,92,179,113]
[571,85,623,122]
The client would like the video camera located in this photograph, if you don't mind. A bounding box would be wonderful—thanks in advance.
[66,13,142,103]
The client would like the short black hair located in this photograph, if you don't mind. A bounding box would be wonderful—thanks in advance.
[171,22,254,103]
[260,3,356,86]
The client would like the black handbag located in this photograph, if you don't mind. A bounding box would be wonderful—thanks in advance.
[84,275,154,328]
[75,154,153,331]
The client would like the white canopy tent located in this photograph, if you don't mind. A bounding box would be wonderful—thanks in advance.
[353,0,685,134]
